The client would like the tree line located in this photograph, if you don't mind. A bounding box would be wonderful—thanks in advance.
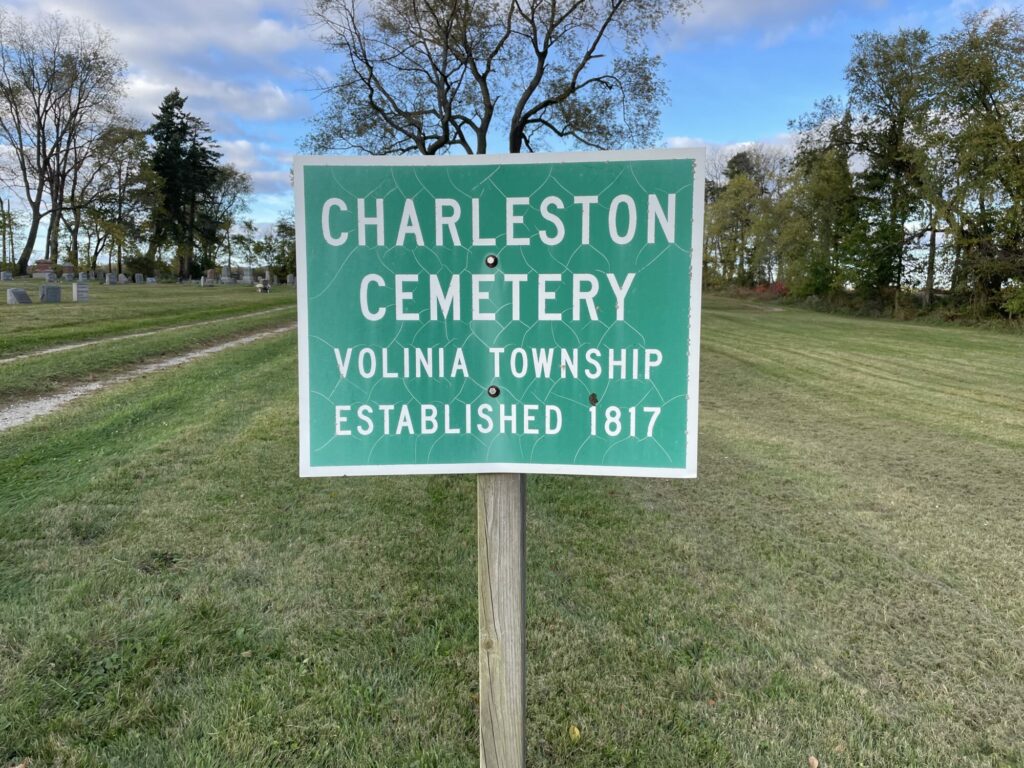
[705,9,1024,318]
[0,10,295,280]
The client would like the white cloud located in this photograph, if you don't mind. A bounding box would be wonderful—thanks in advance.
[671,0,858,47]
[3,0,314,223]
[667,132,798,179]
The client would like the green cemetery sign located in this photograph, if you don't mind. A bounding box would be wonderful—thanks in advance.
[295,149,704,478]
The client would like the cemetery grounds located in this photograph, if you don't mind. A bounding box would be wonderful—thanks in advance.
[1,290,1023,766]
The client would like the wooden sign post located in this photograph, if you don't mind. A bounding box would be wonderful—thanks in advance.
[294,150,704,766]
[478,473,527,766]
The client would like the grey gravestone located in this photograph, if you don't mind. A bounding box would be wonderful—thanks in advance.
[72,283,89,302]
[0,271,12,281]
[106,273,117,285]
[118,273,129,284]
[89,270,96,279]
[146,277,156,283]
[7,288,31,304]
[200,276,206,287]
[134,273,144,284]
[62,273,74,282]
[79,272,89,281]
[286,274,295,285]
[45,271,57,282]
[39,284,61,303]
[220,277,236,284]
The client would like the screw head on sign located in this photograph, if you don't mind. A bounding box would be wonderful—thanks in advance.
[485,254,498,268]
[487,385,500,398]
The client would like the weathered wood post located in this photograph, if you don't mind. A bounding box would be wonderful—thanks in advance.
[478,473,526,767]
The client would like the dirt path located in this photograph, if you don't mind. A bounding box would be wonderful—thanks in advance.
[0,324,295,433]
[0,306,292,365]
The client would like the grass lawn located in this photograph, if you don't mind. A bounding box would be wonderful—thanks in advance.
[1,296,1022,766]
[1,282,295,357]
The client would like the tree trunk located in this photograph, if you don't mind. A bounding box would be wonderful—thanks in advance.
[69,208,82,268]
[16,205,44,276]
[1,199,6,269]
[924,218,937,309]
[46,205,60,263]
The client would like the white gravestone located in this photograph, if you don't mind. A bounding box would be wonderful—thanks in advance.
[7,288,31,304]
[73,283,89,302]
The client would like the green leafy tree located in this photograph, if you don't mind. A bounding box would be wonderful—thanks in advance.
[928,10,1024,313]
[845,28,934,307]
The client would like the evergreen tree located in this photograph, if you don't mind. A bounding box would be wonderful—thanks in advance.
[147,89,222,278]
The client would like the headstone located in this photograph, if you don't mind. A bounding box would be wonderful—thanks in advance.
[200,276,206,287]
[264,269,271,282]
[146,277,156,284]
[45,271,57,282]
[106,273,117,285]
[118,273,129,284]
[96,270,106,283]
[286,274,295,285]
[239,266,254,285]
[72,283,89,302]
[6,288,31,305]
[206,268,218,281]
[79,272,89,282]
[30,259,54,275]
[62,273,74,282]
[134,273,144,284]
[0,271,12,281]
[39,284,61,303]
[220,277,236,284]
[89,270,96,279]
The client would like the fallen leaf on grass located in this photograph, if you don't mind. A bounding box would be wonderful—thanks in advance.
[568,724,581,743]
[808,757,819,768]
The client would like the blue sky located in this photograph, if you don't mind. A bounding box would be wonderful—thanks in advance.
[8,0,1002,227]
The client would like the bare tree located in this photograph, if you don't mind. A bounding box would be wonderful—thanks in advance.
[305,0,694,155]
[0,10,124,274]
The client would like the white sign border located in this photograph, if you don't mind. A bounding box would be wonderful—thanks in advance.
[295,148,705,479]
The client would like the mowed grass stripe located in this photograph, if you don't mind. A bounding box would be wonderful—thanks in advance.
[0,283,296,356]
[706,301,1024,386]
[705,315,1024,450]
[1,301,1022,765]
[0,309,297,403]
[707,341,1024,452]
[0,305,292,364]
